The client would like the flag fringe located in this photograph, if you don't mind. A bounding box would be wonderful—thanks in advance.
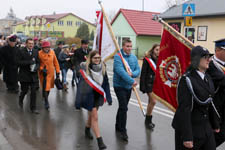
[164,27,192,50]
[152,92,176,112]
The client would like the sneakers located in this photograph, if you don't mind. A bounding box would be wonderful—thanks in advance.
[85,127,93,140]
[97,137,107,150]
[63,84,68,92]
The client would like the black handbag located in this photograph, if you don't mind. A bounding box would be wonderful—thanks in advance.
[54,78,63,90]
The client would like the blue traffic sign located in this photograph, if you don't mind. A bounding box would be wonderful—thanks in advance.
[182,3,195,16]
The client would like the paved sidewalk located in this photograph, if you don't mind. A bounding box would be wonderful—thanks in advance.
[0,130,13,150]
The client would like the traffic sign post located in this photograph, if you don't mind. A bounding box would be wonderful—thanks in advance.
[183,3,195,27]
[182,3,195,17]
[185,16,192,26]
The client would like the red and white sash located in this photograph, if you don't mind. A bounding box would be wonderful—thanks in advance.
[145,57,156,73]
[80,69,106,102]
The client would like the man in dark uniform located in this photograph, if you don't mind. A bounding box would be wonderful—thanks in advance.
[172,46,220,150]
[17,38,40,114]
[54,41,63,61]
[0,35,19,93]
[207,38,225,147]
[72,39,91,79]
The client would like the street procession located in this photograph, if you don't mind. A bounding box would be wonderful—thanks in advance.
[0,0,225,149]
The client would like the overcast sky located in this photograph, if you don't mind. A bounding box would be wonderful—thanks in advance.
[0,0,170,22]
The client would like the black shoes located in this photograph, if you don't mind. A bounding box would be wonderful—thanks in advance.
[120,132,128,142]
[18,100,23,109]
[145,115,155,130]
[97,137,107,150]
[44,99,50,111]
[31,109,39,114]
[85,127,93,140]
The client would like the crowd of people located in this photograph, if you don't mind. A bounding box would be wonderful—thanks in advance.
[0,33,225,150]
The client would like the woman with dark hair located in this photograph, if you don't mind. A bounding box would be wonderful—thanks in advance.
[140,44,160,129]
[172,46,220,150]
[75,50,112,150]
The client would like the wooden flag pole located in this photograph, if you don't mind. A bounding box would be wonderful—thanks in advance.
[98,1,146,116]
[153,15,195,49]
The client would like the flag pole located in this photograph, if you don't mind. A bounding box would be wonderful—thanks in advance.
[152,15,195,49]
[98,0,146,116]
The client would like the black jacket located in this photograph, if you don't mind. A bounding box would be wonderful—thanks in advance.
[207,61,225,127]
[17,47,40,83]
[0,44,19,83]
[72,48,90,67]
[172,70,219,141]
[140,57,157,93]
[54,47,62,60]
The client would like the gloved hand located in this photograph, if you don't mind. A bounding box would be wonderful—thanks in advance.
[56,73,60,79]
[42,68,47,77]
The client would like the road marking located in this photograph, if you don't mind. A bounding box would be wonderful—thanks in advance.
[66,71,174,118]
[110,88,174,115]
[111,95,173,119]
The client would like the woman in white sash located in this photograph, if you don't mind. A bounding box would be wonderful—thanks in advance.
[140,44,160,129]
[76,50,112,150]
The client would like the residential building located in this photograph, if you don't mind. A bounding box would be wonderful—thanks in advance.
[14,13,96,38]
[111,9,162,58]
[160,0,225,52]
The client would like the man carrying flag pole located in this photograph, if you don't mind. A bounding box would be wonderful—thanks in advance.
[96,1,145,142]
[96,0,145,116]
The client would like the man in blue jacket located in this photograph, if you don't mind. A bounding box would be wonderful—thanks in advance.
[113,39,140,142]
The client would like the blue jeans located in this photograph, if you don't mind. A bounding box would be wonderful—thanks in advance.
[62,68,68,84]
[114,87,132,133]
[72,69,78,84]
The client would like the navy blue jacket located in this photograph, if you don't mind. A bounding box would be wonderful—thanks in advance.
[75,70,112,111]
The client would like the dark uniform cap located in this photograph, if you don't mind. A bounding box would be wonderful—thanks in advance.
[81,39,89,44]
[8,35,17,42]
[191,45,213,58]
[57,41,64,45]
[214,38,225,50]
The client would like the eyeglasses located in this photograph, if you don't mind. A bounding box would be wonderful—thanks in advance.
[203,55,212,59]
[92,57,101,60]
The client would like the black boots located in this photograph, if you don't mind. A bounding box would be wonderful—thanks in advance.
[97,137,107,150]
[85,127,93,139]
[145,115,155,129]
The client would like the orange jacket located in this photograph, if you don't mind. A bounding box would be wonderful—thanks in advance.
[38,50,60,91]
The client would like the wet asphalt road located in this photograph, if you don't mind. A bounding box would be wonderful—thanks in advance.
[0,60,224,150]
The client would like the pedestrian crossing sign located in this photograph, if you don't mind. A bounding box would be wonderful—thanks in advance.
[182,3,195,16]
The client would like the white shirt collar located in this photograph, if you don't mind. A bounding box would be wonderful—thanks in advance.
[196,70,205,80]
[27,48,32,51]
[214,55,225,66]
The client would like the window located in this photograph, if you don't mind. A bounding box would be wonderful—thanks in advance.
[184,27,195,43]
[67,21,73,26]
[76,21,82,27]
[58,20,64,26]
